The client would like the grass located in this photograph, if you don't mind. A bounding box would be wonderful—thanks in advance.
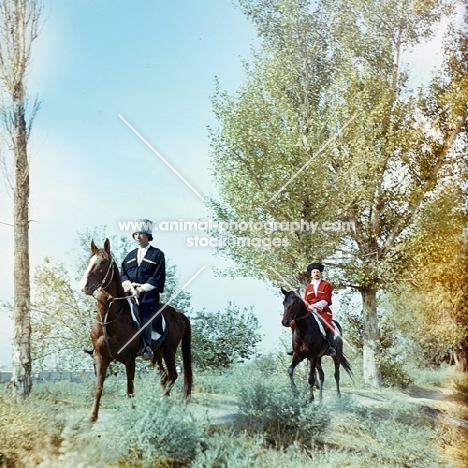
[1,356,467,467]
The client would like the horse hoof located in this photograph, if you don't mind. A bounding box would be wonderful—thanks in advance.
[287,367,293,377]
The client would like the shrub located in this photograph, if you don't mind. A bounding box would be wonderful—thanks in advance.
[113,383,205,467]
[0,386,65,466]
[238,378,330,447]
[379,353,413,389]
[191,432,265,468]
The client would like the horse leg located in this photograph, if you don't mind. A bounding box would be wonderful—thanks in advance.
[153,349,167,387]
[333,356,341,397]
[314,358,324,401]
[91,355,109,422]
[125,359,135,397]
[162,349,178,396]
[288,354,301,396]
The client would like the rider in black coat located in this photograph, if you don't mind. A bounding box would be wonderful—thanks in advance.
[121,219,166,360]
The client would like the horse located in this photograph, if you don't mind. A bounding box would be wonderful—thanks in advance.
[281,288,352,401]
[80,238,193,421]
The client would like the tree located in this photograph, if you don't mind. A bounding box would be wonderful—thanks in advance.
[0,0,42,397]
[190,302,263,370]
[209,0,468,386]
[383,184,468,365]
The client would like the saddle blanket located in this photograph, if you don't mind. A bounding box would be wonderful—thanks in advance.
[311,314,340,340]
[126,298,166,341]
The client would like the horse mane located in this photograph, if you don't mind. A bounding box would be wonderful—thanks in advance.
[111,260,126,297]
[286,290,307,315]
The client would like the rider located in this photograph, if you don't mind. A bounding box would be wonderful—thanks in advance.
[121,219,166,361]
[304,262,336,356]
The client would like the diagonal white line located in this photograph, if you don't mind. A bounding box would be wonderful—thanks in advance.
[117,265,207,354]
[267,265,357,353]
[118,114,205,202]
[268,114,357,203]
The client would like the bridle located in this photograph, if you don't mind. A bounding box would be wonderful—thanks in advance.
[91,253,130,359]
[96,254,115,291]
[286,293,310,328]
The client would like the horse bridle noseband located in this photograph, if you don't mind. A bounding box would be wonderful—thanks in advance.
[93,255,127,326]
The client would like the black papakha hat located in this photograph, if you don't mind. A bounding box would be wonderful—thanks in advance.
[307,262,324,273]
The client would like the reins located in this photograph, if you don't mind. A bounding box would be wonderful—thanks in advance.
[92,256,134,360]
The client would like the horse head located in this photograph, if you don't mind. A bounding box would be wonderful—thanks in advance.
[281,288,306,328]
[80,238,113,295]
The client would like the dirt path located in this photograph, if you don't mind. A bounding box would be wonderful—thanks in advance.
[347,384,468,429]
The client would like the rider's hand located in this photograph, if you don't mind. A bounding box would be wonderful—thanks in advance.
[122,280,132,293]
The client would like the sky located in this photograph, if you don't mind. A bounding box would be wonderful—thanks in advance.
[0,0,458,367]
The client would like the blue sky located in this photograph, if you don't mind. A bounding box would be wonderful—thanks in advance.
[0,0,456,366]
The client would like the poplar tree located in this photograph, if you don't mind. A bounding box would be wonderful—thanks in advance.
[0,0,42,397]
[209,0,467,386]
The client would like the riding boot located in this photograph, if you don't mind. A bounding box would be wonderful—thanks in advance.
[326,329,336,356]
[141,321,154,361]
[83,347,94,356]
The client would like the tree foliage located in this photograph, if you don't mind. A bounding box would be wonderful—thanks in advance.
[190,302,263,370]
[208,0,468,384]
[384,184,468,364]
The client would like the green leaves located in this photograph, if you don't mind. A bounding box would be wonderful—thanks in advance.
[190,302,263,370]
[209,0,467,290]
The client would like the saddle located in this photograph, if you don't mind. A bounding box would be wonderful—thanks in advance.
[311,314,339,341]
[126,297,167,342]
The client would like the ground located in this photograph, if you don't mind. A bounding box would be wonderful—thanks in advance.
[2,365,468,467]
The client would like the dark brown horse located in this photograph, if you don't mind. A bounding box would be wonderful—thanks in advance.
[281,288,352,401]
[80,238,192,421]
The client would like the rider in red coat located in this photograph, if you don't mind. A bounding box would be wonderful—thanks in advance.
[304,262,336,356]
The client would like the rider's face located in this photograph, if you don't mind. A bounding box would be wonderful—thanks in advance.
[310,269,322,280]
[134,232,149,248]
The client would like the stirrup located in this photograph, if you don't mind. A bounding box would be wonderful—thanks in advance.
[327,347,336,356]
[141,346,154,361]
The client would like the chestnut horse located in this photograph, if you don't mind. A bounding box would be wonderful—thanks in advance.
[80,238,192,421]
[281,288,352,401]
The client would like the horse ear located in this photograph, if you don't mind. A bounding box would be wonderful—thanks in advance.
[91,240,98,254]
[103,238,111,253]
[281,287,289,296]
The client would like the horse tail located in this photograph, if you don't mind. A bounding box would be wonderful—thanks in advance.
[334,320,353,379]
[180,312,193,398]
[340,353,354,379]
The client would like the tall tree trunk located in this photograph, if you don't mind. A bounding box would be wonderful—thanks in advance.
[12,95,31,397]
[0,0,42,398]
[361,287,382,387]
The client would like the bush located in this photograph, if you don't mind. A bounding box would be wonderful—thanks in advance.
[113,383,205,467]
[191,432,265,468]
[0,386,65,467]
[379,353,413,389]
[238,378,330,447]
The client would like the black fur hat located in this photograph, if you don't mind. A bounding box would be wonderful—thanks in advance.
[307,262,324,273]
